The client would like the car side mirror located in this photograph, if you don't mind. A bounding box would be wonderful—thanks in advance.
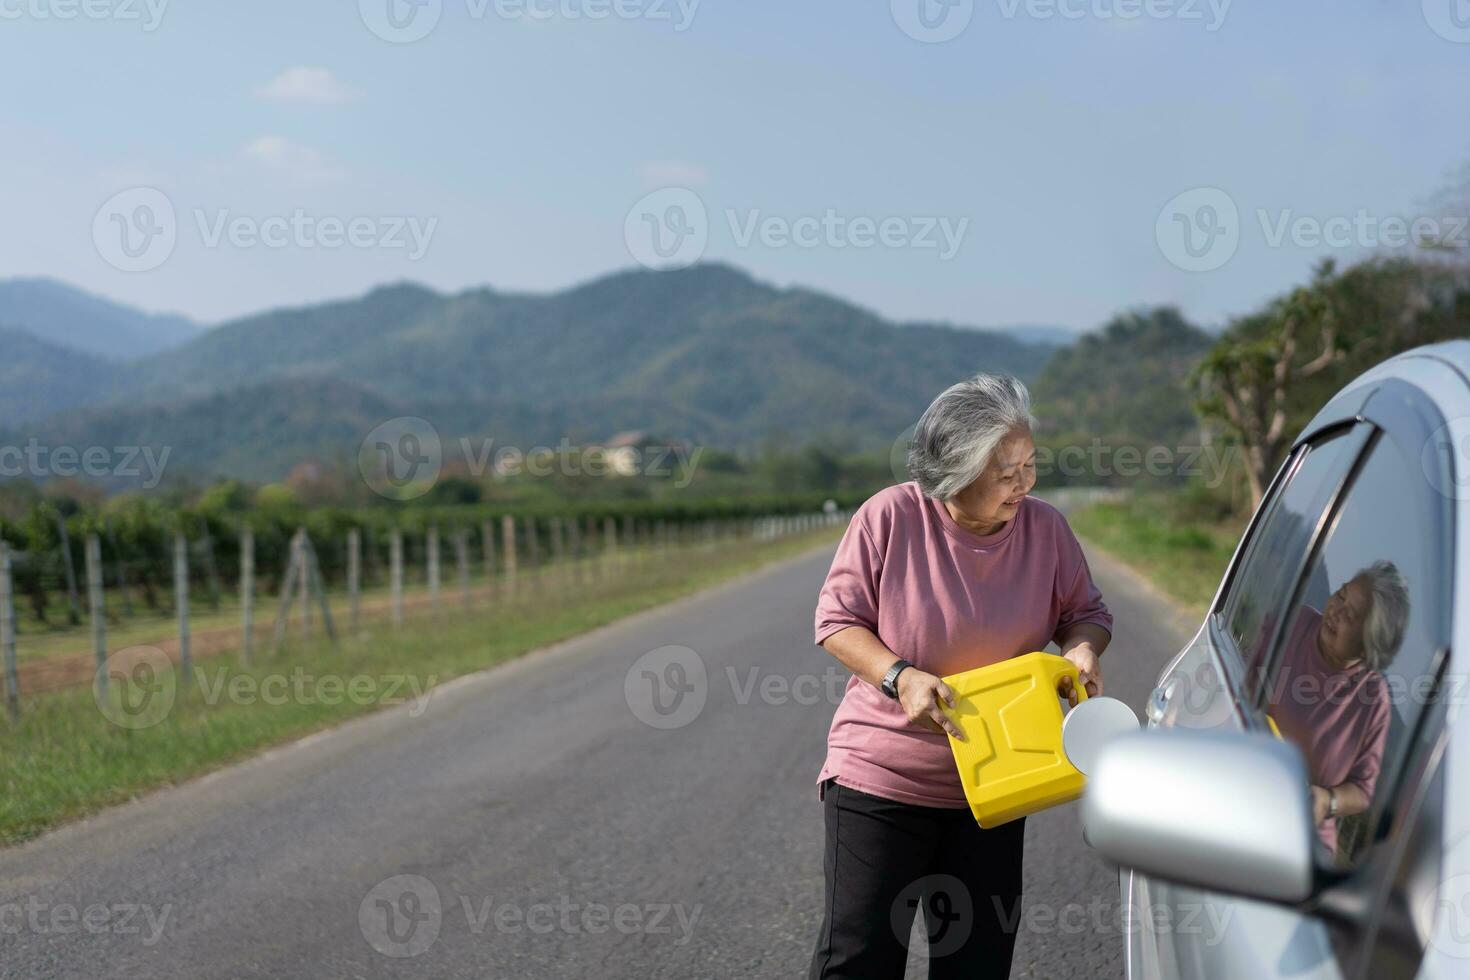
[1082,728,1316,904]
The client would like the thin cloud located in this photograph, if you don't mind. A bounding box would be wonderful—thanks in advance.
[242,135,347,182]
[255,67,355,106]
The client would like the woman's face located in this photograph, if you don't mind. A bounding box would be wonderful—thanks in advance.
[1317,577,1371,668]
[951,428,1037,530]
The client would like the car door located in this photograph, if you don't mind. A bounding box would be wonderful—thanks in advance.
[1129,379,1455,980]
[1247,380,1454,980]
[1125,421,1372,980]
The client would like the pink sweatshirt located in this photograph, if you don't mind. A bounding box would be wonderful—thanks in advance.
[1264,606,1391,853]
[813,483,1113,808]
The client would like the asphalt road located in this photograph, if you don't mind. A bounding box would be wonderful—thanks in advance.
[0,534,1194,980]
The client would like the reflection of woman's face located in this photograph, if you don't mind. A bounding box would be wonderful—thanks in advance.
[1317,578,1371,668]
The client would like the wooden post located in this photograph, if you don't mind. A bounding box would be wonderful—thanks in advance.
[1,542,18,721]
[524,516,539,569]
[501,515,518,593]
[85,533,107,693]
[270,530,305,654]
[106,521,133,617]
[300,532,313,636]
[585,516,597,571]
[550,517,565,566]
[363,526,380,589]
[390,528,404,628]
[303,536,337,646]
[240,526,254,664]
[201,534,223,611]
[602,516,617,578]
[347,528,361,635]
[567,518,582,584]
[174,532,191,679]
[426,526,441,607]
[56,514,81,626]
[454,529,470,608]
[482,519,496,586]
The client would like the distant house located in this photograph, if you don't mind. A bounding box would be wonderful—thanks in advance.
[604,431,648,449]
[596,431,689,478]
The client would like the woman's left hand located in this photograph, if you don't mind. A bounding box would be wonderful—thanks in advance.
[1310,786,1331,825]
[1060,644,1103,706]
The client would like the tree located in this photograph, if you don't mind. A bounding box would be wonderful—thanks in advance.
[1194,257,1470,507]
[1192,262,1347,507]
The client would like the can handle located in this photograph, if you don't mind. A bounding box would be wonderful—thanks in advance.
[1050,656,1090,708]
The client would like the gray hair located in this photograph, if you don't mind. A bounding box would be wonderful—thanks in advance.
[1352,560,1411,671]
[907,374,1036,500]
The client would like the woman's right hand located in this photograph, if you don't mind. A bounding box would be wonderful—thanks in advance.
[896,668,965,740]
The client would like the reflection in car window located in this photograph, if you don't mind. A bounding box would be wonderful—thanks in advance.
[1258,433,1443,867]
[1221,428,1361,681]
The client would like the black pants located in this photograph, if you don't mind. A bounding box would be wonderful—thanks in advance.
[808,780,1025,980]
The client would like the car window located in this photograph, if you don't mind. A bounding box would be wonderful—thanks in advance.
[1217,425,1367,682]
[1256,430,1449,868]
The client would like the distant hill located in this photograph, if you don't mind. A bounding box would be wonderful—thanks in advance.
[0,325,113,424]
[1031,307,1213,446]
[995,324,1080,346]
[0,278,200,361]
[8,264,1059,485]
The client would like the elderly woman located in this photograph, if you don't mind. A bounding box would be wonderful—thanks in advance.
[1263,561,1409,857]
[808,374,1113,979]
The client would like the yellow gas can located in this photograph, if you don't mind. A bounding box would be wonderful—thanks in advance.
[942,651,1088,828]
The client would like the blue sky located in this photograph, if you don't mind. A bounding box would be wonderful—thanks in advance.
[1,0,1466,332]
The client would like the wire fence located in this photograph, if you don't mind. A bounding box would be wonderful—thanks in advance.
[0,509,849,719]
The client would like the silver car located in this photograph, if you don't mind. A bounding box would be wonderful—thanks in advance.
[1083,340,1470,979]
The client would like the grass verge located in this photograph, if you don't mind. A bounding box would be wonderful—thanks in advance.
[1068,491,1246,618]
[0,528,838,846]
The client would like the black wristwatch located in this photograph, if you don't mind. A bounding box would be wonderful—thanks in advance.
[881,659,914,700]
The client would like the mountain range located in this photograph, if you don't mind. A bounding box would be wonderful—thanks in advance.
[2,265,1068,486]
[1031,307,1214,445]
[0,278,199,363]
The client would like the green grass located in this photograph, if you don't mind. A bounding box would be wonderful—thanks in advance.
[0,529,839,846]
[1069,492,1246,617]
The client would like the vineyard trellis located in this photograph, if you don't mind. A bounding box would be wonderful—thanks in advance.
[0,494,856,717]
